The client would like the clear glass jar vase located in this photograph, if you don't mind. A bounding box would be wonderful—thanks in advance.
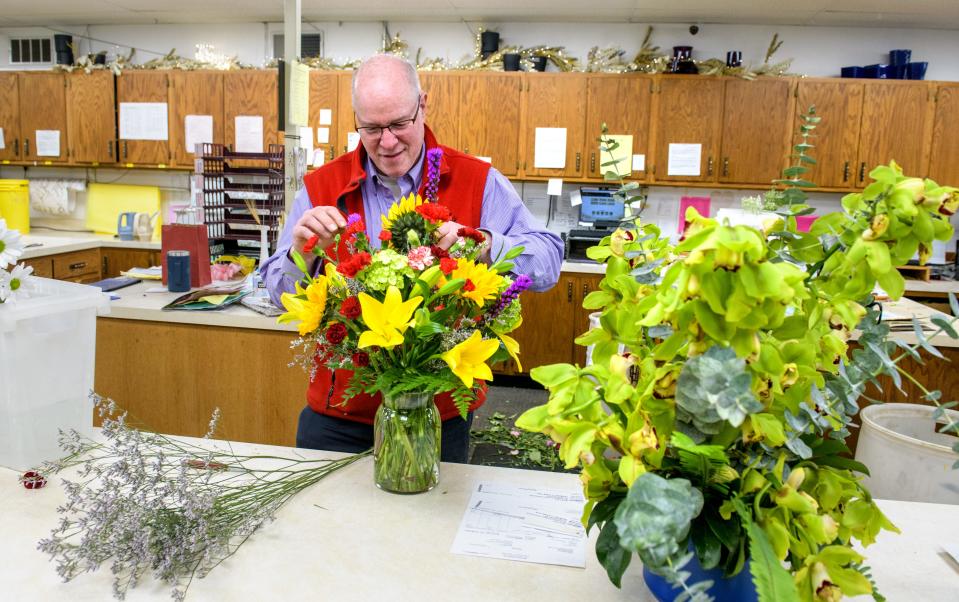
[373,391,441,494]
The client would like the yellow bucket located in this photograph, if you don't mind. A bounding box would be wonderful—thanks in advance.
[0,179,29,234]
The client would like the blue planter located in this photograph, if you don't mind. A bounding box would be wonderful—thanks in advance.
[643,556,758,602]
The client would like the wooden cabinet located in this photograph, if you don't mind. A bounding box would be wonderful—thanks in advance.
[19,72,68,162]
[101,248,160,278]
[459,72,522,176]
[524,74,587,178]
[308,71,339,164]
[224,70,278,154]
[719,79,793,185]
[51,249,100,283]
[66,71,116,164]
[419,72,460,150]
[584,74,653,180]
[21,256,53,278]
[117,71,170,165]
[928,84,959,186]
[0,72,21,161]
[795,81,864,188]
[857,82,932,184]
[335,71,356,158]
[169,71,224,167]
[651,76,723,183]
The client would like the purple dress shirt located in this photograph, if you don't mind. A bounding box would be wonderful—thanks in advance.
[261,146,564,307]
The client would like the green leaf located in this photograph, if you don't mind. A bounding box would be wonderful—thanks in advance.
[596,521,632,588]
[587,491,626,533]
[931,316,959,339]
[503,246,524,260]
[435,278,466,296]
[738,504,801,602]
[290,249,310,276]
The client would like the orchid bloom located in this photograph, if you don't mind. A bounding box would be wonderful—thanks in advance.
[357,285,422,349]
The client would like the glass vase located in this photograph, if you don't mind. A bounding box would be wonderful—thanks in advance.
[373,391,441,494]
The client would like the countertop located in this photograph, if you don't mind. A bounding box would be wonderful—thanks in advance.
[1,436,956,601]
[21,230,161,259]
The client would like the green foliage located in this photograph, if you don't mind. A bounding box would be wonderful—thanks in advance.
[733,499,801,602]
[675,346,763,436]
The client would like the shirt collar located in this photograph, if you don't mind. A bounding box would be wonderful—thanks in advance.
[364,145,426,192]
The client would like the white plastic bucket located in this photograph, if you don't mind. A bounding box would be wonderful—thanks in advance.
[855,403,959,504]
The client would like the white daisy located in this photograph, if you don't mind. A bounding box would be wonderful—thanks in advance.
[0,219,25,269]
[0,263,33,303]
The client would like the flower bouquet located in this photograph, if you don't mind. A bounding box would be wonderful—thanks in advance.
[517,114,959,601]
[0,218,35,303]
[278,182,527,492]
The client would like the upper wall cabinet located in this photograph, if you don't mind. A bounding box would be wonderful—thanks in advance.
[719,78,793,185]
[0,73,21,162]
[584,74,653,180]
[117,71,171,165]
[459,72,522,176]
[419,72,460,150]
[857,81,932,184]
[66,71,116,164]
[928,83,959,186]
[169,71,224,167]
[20,72,68,163]
[651,76,724,183]
[308,71,339,165]
[795,80,864,188]
[524,73,588,178]
[224,70,278,155]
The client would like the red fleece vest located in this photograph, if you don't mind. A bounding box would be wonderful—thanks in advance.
[301,126,491,424]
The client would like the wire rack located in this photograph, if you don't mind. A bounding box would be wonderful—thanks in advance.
[197,143,285,258]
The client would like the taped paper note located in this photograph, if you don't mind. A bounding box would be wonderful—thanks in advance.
[534,127,566,169]
[317,127,330,144]
[35,130,60,157]
[667,143,702,176]
[477,156,492,164]
[0,128,5,150]
[599,134,633,176]
[298,126,314,157]
[347,132,360,152]
[632,154,646,171]
[569,189,582,207]
[119,102,169,141]
[319,108,333,126]
[184,115,213,154]
[546,178,563,196]
[235,116,263,153]
[289,62,310,126]
[312,149,325,168]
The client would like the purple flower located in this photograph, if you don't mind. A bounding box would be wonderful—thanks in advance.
[347,213,362,226]
[425,148,443,203]
[486,274,532,322]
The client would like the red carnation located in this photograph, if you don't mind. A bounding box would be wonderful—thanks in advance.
[440,257,458,275]
[337,252,372,278]
[326,323,348,345]
[379,230,393,241]
[303,234,320,254]
[463,279,476,292]
[20,471,46,490]
[345,218,366,237]
[339,296,361,319]
[457,226,486,244]
[430,244,449,259]
[352,352,370,367]
[416,203,453,223]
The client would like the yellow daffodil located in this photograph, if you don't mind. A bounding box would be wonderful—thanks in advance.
[381,193,425,231]
[441,330,499,388]
[357,285,422,349]
[446,258,504,306]
[278,277,329,336]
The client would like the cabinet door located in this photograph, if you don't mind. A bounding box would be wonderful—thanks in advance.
[224,70,278,154]
[509,275,576,373]
[101,248,157,278]
[335,71,356,157]
[169,71,223,167]
[652,76,723,183]
[858,82,931,183]
[66,71,116,164]
[795,81,864,188]
[719,79,792,185]
[308,71,338,164]
[459,73,522,176]
[0,72,20,161]
[928,84,959,186]
[524,74,587,178]
[419,72,460,151]
[19,72,68,162]
[117,71,170,165]
[572,274,603,367]
[585,75,653,180]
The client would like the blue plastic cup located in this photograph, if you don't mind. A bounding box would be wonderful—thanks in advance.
[889,49,912,65]
[906,61,928,80]
[891,64,908,79]
[841,66,864,78]
[864,64,892,79]
[167,250,191,293]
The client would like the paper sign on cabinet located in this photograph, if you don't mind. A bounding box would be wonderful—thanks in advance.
[235,116,264,153]
[120,102,169,141]
[184,115,213,154]
[534,127,567,169]
[35,130,60,157]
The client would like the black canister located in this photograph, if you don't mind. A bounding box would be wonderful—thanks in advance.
[726,50,742,67]
[480,31,500,59]
[530,56,548,72]
[503,53,521,71]
[167,250,192,293]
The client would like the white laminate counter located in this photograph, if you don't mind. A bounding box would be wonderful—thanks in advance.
[1,436,957,602]
[21,231,161,259]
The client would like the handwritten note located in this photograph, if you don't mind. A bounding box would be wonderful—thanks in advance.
[534,127,567,169]
[35,130,60,156]
[289,62,310,126]
[234,116,263,153]
[667,143,702,177]
[0,128,5,150]
[184,115,213,154]
[119,102,169,141]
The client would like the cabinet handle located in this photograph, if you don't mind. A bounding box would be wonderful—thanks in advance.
[859,162,866,183]
[24,139,29,156]
[107,141,113,158]
[567,281,573,302]
[707,156,713,176]
[722,157,729,177]
[13,138,18,156]
[590,152,596,173]
[464,146,470,154]
[575,152,581,172]
[582,283,589,300]
[69,262,87,271]
[842,161,850,182]
[328,147,333,161]
[102,256,108,274]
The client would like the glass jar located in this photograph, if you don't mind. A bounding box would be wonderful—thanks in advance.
[373,391,441,494]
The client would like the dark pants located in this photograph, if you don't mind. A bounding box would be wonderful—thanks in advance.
[296,405,474,464]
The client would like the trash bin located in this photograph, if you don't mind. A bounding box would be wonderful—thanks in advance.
[0,277,110,470]
[0,179,29,234]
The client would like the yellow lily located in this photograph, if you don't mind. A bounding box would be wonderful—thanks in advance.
[357,285,422,349]
[324,261,346,288]
[493,316,523,372]
[278,277,329,336]
[441,330,499,388]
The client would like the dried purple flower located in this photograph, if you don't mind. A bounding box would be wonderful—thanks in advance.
[425,148,443,203]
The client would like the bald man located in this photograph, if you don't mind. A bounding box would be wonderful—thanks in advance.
[262,54,563,462]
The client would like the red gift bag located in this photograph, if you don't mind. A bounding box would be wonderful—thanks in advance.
[161,224,212,288]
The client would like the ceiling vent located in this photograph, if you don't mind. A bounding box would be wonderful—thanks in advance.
[10,37,52,64]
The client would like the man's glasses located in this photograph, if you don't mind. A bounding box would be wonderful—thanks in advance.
[355,103,420,140]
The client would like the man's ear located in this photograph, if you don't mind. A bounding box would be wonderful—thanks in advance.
[420,93,428,120]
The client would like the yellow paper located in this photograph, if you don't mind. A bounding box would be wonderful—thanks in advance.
[289,62,310,127]
[199,294,230,306]
[84,183,162,238]
[599,134,633,177]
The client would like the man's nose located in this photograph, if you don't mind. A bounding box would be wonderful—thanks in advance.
[379,128,400,148]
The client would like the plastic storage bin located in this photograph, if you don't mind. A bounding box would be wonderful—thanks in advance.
[0,277,110,470]
[0,179,30,234]
[855,403,959,504]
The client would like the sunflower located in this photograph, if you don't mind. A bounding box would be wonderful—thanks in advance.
[380,193,426,231]
[447,258,504,306]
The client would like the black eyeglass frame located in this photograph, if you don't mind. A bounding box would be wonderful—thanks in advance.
[355,102,421,139]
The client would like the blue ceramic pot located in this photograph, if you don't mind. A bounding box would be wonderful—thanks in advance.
[841,66,864,78]
[906,61,928,80]
[643,556,758,602]
[889,49,912,65]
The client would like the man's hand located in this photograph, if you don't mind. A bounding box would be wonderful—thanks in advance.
[434,221,491,262]
[290,206,348,258]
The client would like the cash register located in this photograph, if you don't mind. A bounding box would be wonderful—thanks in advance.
[563,187,625,262]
